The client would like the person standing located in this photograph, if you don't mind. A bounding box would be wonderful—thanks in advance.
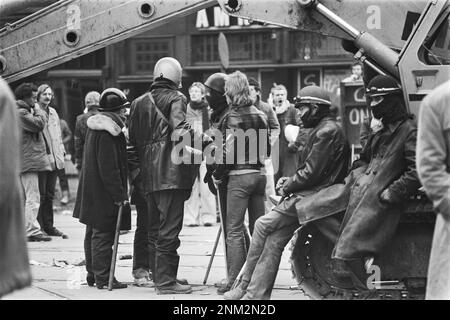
[214,71,269,294]
[416,80,450,300]
[74,91,100,172]
[58,117,72,205]
[15,83,52,242]
[36,84,67,238]
[73,88,131,289]
[269,84,301,186]
[0,78,33,297]
[248,77,280,213]
[183,82,216,227]
[128,57,210,294]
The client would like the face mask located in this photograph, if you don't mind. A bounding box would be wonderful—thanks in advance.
[206,92,227,110]
[370,116,384,133]
[300,105,317,128]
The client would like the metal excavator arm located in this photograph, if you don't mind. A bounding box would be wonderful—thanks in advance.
[0,0,217,83]
[216,0,429,79]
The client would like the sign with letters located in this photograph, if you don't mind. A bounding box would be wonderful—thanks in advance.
[340,82,368,149]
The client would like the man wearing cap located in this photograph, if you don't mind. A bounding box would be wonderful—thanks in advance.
[224,85,350,300]
[73,88,131,290]
[74,91,101,171]
[331,75,420,291]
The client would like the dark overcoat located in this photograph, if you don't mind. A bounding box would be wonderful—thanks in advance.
[73,112,131,232]
[332,116,420,260]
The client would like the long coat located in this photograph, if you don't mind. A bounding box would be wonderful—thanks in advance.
[73,112,131,232]
[41,106,65,171]
[417,80,450,299]
[0,78,32,297]
[274,116,351,217]
[332,116,421,260]
[128,80,200,195]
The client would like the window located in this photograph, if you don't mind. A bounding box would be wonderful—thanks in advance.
[192,32,273,64]
[132,38,173,73]
[290,31,352,61]
[421,10,450,65]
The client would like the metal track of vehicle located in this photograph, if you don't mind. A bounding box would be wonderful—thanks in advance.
[289,224,426,300]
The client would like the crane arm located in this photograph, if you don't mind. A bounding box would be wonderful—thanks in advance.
[217,0,430,79]
[0,0,217,83]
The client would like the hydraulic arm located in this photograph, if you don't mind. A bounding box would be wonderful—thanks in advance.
[0,0,216,83]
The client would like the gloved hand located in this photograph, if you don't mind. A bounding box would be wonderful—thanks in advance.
[379,188,401,204]
[276,177,290,196]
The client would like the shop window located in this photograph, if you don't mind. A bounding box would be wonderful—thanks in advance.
[290,31,352,61]
[192,32,273,64]
[420,10,450,65]
[132,38,173,73]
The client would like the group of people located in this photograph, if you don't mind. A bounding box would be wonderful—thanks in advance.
[15,83,70,242]
[1,53,449,300]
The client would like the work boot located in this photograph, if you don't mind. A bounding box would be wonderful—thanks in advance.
[60,190,69,205]
[96,278,127,290]
[45,227,69,239]
[27,234,52,242]
[223,280,248,300]
[217,282,231,295]
[156,283,193,295]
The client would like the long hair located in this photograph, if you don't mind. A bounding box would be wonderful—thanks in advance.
[37,84,52,102]
[225,71,253,107]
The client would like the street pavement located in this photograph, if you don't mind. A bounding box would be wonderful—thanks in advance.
[4,177,309,301]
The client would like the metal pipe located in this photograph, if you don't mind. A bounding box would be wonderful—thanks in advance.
[314,2,360,38]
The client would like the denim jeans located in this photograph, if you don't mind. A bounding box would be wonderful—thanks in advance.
[226,172,266,286]
[242,210,299,300]
[20,172,43,237]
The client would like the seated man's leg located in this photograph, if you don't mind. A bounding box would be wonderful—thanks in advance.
[225,210,297,299]
[243,218,299,300]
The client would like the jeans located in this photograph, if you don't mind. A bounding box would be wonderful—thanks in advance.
[84,225,115,283]
[37,170,58,232]
[57,168,69,192]
[20,172,43,237]
[146,189,190,288]
[226,172,266,286]
[242,210,299,300]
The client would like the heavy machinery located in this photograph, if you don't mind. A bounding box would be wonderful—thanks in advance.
[217,0,450,299]
[1,0,449,299]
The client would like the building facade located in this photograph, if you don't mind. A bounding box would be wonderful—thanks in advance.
[12,5,354,141]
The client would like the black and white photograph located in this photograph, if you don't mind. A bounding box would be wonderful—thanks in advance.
[0,0,449,310]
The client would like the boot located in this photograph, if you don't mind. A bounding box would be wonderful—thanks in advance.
[156,283,192,295]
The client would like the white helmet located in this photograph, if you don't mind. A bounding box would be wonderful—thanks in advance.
[153,57,182,88]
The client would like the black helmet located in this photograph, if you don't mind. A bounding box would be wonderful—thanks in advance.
[204,73,227,94]
[294,85,331,107]
[365,75,401,98]
[98,88,130,112]
[294,85,331,128]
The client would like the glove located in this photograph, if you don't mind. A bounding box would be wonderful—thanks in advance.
[276,177,289,196]
[379,188,401,204]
